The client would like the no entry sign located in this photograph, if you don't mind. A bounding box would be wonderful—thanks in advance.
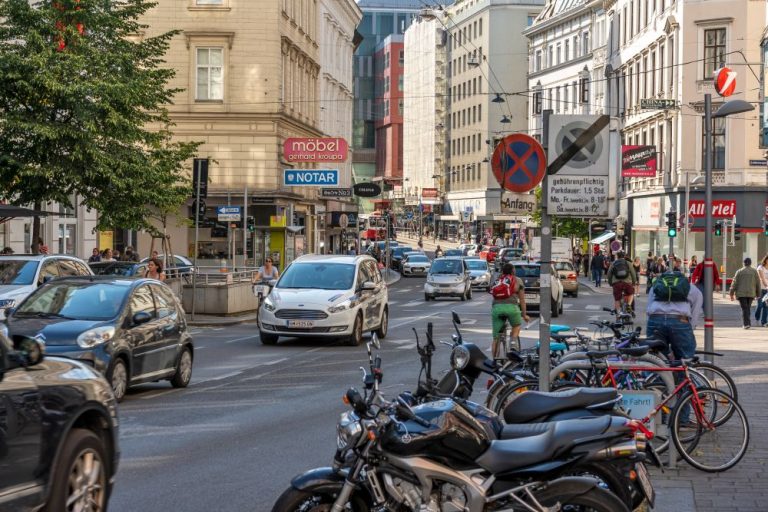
[713,67,736,98]
[491,134,547,193]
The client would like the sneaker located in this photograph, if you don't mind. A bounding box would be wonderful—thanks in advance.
[744,325,751,330]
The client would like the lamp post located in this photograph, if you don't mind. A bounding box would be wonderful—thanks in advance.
[683,173,704,272]
[702,96,755,361]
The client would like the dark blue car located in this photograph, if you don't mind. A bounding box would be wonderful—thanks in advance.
[3,276,194,402]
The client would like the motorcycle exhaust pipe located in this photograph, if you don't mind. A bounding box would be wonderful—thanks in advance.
[592,439,639,460]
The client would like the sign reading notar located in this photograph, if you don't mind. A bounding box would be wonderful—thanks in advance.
[284,137,348,162]
[283,169,339,187]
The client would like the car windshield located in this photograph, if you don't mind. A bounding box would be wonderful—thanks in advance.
[0,260,38,285]
[465,260,488,270]
[515,266,541,278]
[393,247,413,256]
[15,282,130,321]
[554,262,574,271]
[90,263,139,276]
[407,255,429,263]
[277,262,356,290]
[444,250,462,257]
[430,259,463,275]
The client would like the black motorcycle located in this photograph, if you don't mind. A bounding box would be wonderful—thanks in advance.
[272,335,651,512]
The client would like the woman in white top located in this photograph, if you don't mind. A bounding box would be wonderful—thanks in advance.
[755,254,768,327]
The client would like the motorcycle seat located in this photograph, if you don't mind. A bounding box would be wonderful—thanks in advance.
[550,324,571,334]
[617,346,649,357]
[639,339,668,352]
[503,388,618,424]
[499,415,620,442]
[478,416,623,474]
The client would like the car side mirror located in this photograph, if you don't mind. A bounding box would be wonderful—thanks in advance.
[361,281,377,292]
[132,311,152,325]
[8,336,45,368]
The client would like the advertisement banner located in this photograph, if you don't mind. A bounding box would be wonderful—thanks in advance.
[687,200,737,218]
[283,137,348,162]
[421,188,439,198]
[621,145,657,177]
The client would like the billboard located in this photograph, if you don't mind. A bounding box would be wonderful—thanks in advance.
[283,137,348,162]
[621,145,657,177]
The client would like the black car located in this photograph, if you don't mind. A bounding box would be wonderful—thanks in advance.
[513,263,564,318]
[4,276,194,402]
[0,332,119,511]
[89,260,148,277]
[389,246,413,270]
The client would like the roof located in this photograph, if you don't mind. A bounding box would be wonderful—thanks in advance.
[293,254,374,264]
[0,254,84,262]
[534,0,590,23]
[356,0,430,9]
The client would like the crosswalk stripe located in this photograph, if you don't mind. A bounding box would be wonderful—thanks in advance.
[563,303,573,309]
[387,338,412,345]
[585,304,601,310]
[403,300,422,307]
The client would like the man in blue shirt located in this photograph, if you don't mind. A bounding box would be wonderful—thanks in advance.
[646,278,703,360]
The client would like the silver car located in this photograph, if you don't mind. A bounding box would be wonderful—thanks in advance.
[424,257,472,301]
[464,257,492,291]
[401,253,431,277]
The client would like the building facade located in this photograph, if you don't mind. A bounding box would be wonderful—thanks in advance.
[603,0,767,273]
[135,0,361,267]
[374,35,405,182]
[443,0,545,238]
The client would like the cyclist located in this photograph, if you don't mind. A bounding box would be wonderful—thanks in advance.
[489,262,529,359]
[607,251,637,316]
[252,257,280,285]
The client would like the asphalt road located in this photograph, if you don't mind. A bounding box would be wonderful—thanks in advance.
[108,273,631,512]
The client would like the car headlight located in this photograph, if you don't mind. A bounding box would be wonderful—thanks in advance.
[77,326,115,348]
[263,297,276,312]
[455,276,464,282]
[329,295,360,313]
[336,411,362,450]
[450,345,470,370]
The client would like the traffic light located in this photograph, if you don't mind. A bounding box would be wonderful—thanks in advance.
[666,210,677,238]
[763,219,768,236]
[714,221,722,236]
[247,216,256,233]
[734,223,741,241]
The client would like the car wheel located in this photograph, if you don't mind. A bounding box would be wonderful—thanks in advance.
[346,313,364,346]
[108,359,128,403]
[551,299,560,318]
[424,293,431,301]
[467,287,473,300]
[170,347,193,388]
[572,289,578,298]
[375,307,388,339]
[260,331,279,345]
[47,429,109,512]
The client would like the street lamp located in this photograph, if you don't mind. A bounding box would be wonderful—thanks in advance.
[702,94,755,361]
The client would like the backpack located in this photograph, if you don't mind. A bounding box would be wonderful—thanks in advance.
[652,271,690,302]
[491,275,517,300]
[612,259,630,279]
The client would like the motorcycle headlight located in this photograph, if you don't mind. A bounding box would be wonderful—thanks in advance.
[77,326,115,348]
[450,345,470,370]
[263,297,276,312]
[329,295,359,313]
[336,411,362,450]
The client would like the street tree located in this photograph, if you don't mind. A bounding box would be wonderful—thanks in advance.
[0,0,199,252]
[529,187,589,239]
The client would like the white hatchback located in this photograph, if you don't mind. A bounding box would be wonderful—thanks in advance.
[258,255,388,346]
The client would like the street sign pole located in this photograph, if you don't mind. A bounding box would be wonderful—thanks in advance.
[703,93,714,362]
[722,219,728,299]
[191,160,202,321]
[669,207,675,259]
[539,109,553,392]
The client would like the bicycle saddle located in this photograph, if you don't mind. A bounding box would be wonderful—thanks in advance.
[585,350,621,359]
[551,324,571,334]
[617,346,649,357]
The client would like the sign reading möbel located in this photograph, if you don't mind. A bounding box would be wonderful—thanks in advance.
[687,199,736,218]
[284,137,348,162]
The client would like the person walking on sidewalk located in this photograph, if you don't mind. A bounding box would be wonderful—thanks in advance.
[632,256,642,295]
[591,250,606,287]
[729,258,762,329]
[607,251,637,314]
[755,255,768,327]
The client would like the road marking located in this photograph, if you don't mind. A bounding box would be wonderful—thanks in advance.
[563,303,573,309]
[403,300,422,307]
[585,304,601,310]
[211,327,225,331]
[388,312,441,329]
[387,300,400,305]
[225,335,259,344]
[137,389,178,400]
[387,338,413,345]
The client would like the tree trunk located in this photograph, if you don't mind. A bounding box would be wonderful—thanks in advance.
[31,201,41,254]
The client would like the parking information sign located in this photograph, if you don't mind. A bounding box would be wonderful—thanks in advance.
[283,169,339,187]
[547,115,611,218]
[216,206,242,222]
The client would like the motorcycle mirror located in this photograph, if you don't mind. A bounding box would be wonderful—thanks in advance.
[412,327,420,349]
[369,332,381,350]
[345,388,368,414]
[451,311,461,325]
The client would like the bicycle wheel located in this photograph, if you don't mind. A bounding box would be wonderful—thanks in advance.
[687,366,736,426]
[493,379,539,416]
[671,387,749,472]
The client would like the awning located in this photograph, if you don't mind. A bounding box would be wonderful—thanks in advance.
[0,205,54,224]
[589,231,616,244]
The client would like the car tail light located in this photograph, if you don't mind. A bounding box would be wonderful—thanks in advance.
[567,273,577,280]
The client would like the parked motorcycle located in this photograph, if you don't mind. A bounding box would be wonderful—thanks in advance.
[272,334,652,512]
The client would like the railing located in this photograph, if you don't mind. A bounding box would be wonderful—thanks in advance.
[190,267,260,285]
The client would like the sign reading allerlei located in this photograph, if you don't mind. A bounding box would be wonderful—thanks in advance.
[621,145,657,177]
[687,199,737,218]
[548,175,609,217]
[283,137,348,162]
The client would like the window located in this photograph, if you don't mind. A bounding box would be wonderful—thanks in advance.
[384,51,390,69]
[668,36,675,88]
[555,86,560,113]
[151,284,177,319]
[527,15,536,26]
[703,28,726,79]
[533,91,542,114]
[196,0,223,4]
[383,99,389,117]
[574,36,579,58]
[398,99,403,115]
[384,76,390,93]
[130,285,156,322]
[399,50,404,65]
[564,86,569,111]
[398,75,403,91]
[479,18,482,36]
[556,44,561,65]
[548,45,553,67]
[582,32,589,55]
[478,104,482,121]
[535,50,542,71]
[658,43,665,94]
[564,40,569,62]
[472,106,476,123]
[650,52,656,96]
[196,48,223,100]
[703,117,726,170]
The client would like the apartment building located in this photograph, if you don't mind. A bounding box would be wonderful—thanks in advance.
[137,0,360,266]
[402,8,449,205]
[604,0,767,271]
[444,0,544,236]
[374,35,405,185]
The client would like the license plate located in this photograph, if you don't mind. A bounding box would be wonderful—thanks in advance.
[253,285,269,296]
[413,268,423,272]
[635,462,655,507]
[287,320,314,328]
[439,284,453,288]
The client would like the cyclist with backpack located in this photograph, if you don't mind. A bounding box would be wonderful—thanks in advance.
[489,262,530,359]
[607,251,638,315]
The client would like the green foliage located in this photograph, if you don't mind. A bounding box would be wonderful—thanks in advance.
[0,0,199,232]
[529,186,589,238]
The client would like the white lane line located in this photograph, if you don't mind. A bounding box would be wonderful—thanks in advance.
[403,300,422,307]
[563,303,573,309]
[225,335,260,344]
[211,327,225,331]
[388,300,400,305]
[387,338,413,345]
[585,304,601,310]
[138,389,178,400]
[388,312,441,329]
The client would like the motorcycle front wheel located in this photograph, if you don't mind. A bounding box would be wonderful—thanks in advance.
[271,487,369,512]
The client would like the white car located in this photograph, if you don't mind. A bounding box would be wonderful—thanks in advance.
[424,257,472,301]
[401,253,431,276]
[464,257,492,291]
[457,243,479,256]
[258,255,388,346]
[0,255,93,319]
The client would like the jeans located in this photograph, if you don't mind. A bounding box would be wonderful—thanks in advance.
[755,289,768,325]
[646,316,697,423]
[738,297,754,327]
[592,268,602,287]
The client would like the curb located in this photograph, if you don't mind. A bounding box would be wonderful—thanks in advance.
[385,269,401,286]
[187,314,259,327]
